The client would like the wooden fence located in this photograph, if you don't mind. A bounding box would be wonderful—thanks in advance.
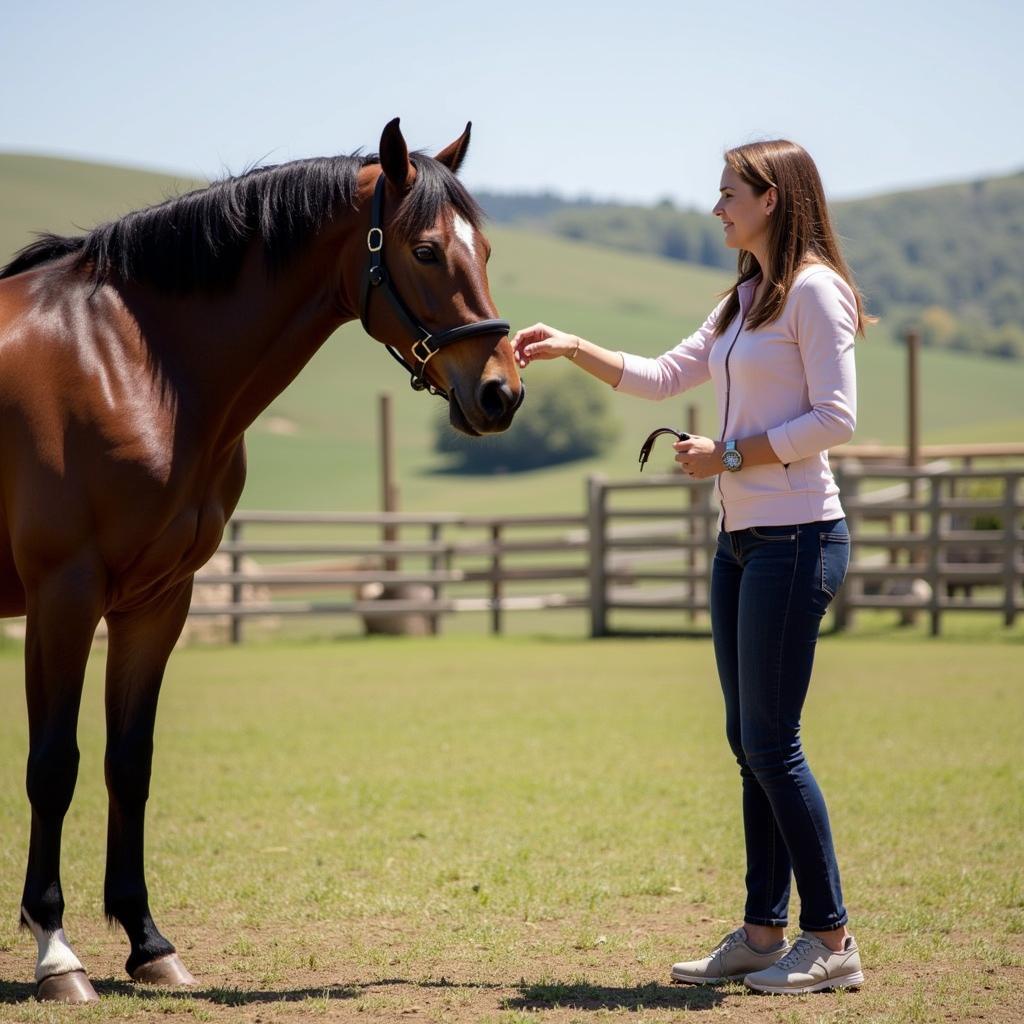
[586,474,717,636]
[190,511,590,643]
[833,463,1023,635]
[189,448,1024,641]
[586,458,1023,636]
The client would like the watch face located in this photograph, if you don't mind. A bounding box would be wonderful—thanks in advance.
[723,449,743,471]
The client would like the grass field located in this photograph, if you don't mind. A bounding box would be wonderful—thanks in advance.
[3,153,1024,519]
[0,634,1021,1023]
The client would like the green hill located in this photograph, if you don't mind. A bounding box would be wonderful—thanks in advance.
[0,154,203,254]
[2,153,1022,516]
[837,174,1024,357]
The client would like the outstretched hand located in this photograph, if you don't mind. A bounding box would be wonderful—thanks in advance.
[511,323,579,367]
[673,434,724,479]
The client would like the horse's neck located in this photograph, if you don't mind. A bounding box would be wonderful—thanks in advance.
[132,210,365,452]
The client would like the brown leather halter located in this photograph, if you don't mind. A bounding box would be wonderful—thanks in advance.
[359,173,518,404]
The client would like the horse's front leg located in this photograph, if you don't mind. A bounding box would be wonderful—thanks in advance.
[103,579,197,986]
[21,558,105,1003]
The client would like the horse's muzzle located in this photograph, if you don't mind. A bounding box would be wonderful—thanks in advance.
[450,377,525,436]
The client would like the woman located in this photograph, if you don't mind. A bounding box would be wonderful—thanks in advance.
[511,140,868,995]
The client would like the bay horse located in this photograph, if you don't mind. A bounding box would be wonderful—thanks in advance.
[0,118,523,1003]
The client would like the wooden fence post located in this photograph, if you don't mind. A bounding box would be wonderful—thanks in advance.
[839,462,859,631]
[903,328,922,628]
[380,393,399,573]
[685,483,697,623]
[587,475,608,637]
[1004,473,1019,628]
[490,523,503,635]
[686,403,699,439]
[229,518,243,645]
[832,464,849,632]
[928,473,942,637]
[430,522,443,636]
[704,484,717,624]
[906,328,921,470]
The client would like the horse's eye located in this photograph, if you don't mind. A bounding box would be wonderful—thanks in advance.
[413,246,437,263]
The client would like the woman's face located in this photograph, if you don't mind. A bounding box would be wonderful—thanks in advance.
[712,165,774,253]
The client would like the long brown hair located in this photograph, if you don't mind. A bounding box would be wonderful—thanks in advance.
[712,139,872,339]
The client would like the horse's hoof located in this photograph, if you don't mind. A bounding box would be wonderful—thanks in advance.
[37,970,100,1003]
[131,953,197,986]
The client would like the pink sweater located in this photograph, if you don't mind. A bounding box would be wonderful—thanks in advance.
[614,265,857,531]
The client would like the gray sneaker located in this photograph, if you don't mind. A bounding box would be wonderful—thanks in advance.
[671,927,789,984]
[744,932,864,994]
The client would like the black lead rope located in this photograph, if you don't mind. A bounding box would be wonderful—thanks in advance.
[638,427,691,471]
[359,174,512,402]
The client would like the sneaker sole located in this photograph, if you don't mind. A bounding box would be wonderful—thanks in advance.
[744,970,864,994]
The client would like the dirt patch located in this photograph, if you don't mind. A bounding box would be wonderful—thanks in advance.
[3,907,1021,1023]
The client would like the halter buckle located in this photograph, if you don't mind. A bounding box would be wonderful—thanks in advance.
[367,227,383,253]
[411,336,436,365]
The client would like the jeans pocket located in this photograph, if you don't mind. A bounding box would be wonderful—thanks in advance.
[749,525,798,541]
[819,532,851,600]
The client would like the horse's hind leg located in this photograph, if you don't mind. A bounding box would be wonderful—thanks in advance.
[21,562,104,1003]
[103,579,196,986]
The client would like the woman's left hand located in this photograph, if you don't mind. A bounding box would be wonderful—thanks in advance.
[673,434,724,479]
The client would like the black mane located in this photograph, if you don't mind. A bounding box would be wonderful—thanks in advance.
[0,153,483,293]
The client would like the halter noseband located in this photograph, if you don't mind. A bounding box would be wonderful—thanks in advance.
[359,173,513,402]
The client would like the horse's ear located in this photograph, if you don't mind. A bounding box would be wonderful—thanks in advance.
[379,117,413,190]
[434,122,472,174]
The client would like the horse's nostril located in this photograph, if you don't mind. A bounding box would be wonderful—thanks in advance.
[479,379,515,420]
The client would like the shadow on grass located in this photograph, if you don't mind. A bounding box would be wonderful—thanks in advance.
[0,982,35,1004]
[0,976,502,1006]
[506,979,730,1012]
[0,976,723,1012]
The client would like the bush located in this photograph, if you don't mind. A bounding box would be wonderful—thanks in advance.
[434,368,621,473]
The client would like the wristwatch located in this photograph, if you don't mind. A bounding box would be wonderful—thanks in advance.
[722,439,743,472]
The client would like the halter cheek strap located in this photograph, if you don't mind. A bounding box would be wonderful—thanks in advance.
[359,173,513,402]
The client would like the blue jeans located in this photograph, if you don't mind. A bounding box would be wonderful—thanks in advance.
[710,518,851,932]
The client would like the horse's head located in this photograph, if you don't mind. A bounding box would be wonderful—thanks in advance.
[357,119,524,436]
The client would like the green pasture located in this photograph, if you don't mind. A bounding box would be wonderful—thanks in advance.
[2,153,1023,519]
[0,634,1021,1022]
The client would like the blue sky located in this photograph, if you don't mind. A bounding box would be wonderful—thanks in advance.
[2,0,1021,208]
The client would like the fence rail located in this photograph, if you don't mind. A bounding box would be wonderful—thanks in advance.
[196,510,590,642]
[189,454,1024,642]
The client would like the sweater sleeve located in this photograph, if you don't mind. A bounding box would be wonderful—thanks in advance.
[766,272,858,463]
[612,299,726,401]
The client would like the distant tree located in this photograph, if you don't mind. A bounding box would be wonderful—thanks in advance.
[991,323,1024,360]
[988,277,1024,327]
[660,224,692,261]
[918,306,959,349]
[700,229,726,267]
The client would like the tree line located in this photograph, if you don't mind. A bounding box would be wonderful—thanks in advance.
[477,169,1024,360]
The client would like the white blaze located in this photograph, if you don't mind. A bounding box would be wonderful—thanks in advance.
[453,214,476,258]
[22,906,85,981]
